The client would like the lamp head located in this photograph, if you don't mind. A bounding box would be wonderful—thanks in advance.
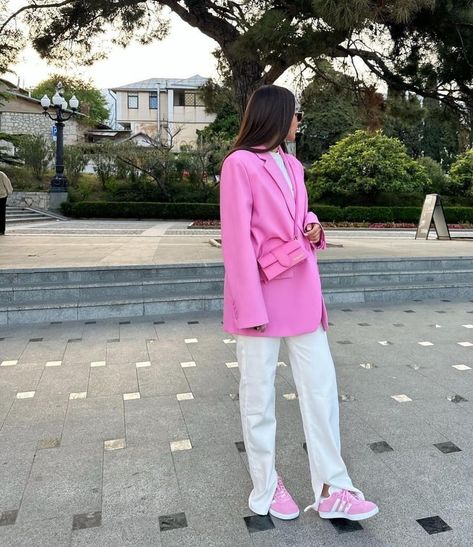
[69,95,79,111]
[52,92,62,106]
[40,95,51,111]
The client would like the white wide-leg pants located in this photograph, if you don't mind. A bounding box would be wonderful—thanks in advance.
[236,325,363,515]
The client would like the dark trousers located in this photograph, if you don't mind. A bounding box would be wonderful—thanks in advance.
[0,196,6,234]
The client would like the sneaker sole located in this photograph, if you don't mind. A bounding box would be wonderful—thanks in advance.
[269,508,300,520]
[319,506,379,521]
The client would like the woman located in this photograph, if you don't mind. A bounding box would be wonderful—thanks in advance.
[220,85,378,522]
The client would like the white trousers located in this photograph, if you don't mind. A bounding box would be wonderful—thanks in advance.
[236,325,363,515]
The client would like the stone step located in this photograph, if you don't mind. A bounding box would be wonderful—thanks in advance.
[2,269,473,306]
[1,257,472,287]
[1,257,473,325]
[1,281,473,326]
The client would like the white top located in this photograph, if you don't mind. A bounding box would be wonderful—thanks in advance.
[270,151,294,197]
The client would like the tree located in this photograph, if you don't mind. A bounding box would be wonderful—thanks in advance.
[298,63,364,162]
[3,1,473,119]
[32,74,109,125]
[449,150,473,198]
[382,91,424,158]
[0,1,24,74]
[307,130,429,202]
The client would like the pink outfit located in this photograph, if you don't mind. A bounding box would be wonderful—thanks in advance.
[220,148,328,337]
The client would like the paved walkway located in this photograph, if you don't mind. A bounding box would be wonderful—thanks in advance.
[2,220,473,269]
[1,300,473,545]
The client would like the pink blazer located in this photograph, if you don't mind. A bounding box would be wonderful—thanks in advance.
[220,148,329,337]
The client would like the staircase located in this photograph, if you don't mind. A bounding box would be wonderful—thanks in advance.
[1,257,473,325]
[6,206,62,225]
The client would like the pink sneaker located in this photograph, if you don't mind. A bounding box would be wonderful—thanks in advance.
[316,488,378,521]
[269,475,300,520]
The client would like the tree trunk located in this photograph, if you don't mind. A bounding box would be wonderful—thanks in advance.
[229,59,265,120]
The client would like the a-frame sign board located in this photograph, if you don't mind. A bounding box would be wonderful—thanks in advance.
[415,194,451,240]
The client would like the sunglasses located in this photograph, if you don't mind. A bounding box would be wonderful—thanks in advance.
[296,111,304,122]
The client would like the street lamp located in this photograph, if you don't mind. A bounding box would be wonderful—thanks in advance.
[41,82,80,192]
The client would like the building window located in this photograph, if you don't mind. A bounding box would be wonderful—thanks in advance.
[174,91,185,106]
[149,93,158,109]
[173,91,205,107]
[128,94,138,109]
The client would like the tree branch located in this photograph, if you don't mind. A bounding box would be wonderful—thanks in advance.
[0,1,75,34]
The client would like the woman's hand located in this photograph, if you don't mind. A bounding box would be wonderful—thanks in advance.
[253,324,267,332]
[304,223,322,244]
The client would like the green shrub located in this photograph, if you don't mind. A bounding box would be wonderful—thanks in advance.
[311,205,345,222]
[307,130,430,200]
[444,207,473,224]
[60,201,473,225]
[449,150,473,197]
[61,201,220,220]
[390,207,422,223]
[343,206,394,223]
[416,156,448,195]
[16,135,53,181]
[64,145,88,186]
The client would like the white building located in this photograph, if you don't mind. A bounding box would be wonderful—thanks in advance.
[111,74,216,150]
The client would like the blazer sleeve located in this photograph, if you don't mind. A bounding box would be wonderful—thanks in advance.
[290,157,327,251]
[220,155,269,329]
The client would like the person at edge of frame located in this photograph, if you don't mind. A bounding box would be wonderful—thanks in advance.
[0,171,13,235]
[219,84,379,523]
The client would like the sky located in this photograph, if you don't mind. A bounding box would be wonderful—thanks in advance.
[10,11,220,90]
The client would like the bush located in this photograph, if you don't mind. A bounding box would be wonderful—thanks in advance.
[16,135,53,181]
[0,165,51,191]
[61,201,473,225]
[61,201,220,220]
[449,150,473,197]
[416,156,449,195]
[307,130,430,200]
[64,145,88,186]
[344,206,394,223]
[312,205,345,223]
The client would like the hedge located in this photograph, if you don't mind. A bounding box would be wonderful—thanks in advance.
[61,201,220,220]
[61,201,473,224]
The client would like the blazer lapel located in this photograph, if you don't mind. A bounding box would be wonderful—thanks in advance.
[255,151,296,222]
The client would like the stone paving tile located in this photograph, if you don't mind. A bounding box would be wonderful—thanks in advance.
[71,516,163,546]
[0,516,72,547]
[61,395,125,447]
[0,436,37,511]
[124,395,189,446]
[136,361,190,398]
[102,445,181,522]
[88,362,138,398]
[17,443,103,524]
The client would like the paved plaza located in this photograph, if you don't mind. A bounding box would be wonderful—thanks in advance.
[1,299,473,545]
[1,219,473,268]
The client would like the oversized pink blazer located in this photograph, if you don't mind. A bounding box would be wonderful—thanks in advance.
[220,147,329,337]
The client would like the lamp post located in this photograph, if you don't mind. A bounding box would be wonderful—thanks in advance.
[40,82,79,192]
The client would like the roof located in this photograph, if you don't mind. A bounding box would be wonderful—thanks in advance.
[2,90,86,117]
[112,74,209,92]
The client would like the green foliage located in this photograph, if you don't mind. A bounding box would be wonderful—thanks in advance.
[64,145,88,185]
[16,135,53,181]
[308,130,430,200]
[88,142,118,189]
[298,66,364,162]
[422,99,462,168]
[61,201,220,220]
[198,79,239,142]
[383,92,424,158]
[0,165,50,191]
[449,150,473,197]
[32,74,109,125]
[416,156,450,195]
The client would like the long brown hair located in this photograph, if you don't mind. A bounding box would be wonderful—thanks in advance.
[229,85,296,156]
